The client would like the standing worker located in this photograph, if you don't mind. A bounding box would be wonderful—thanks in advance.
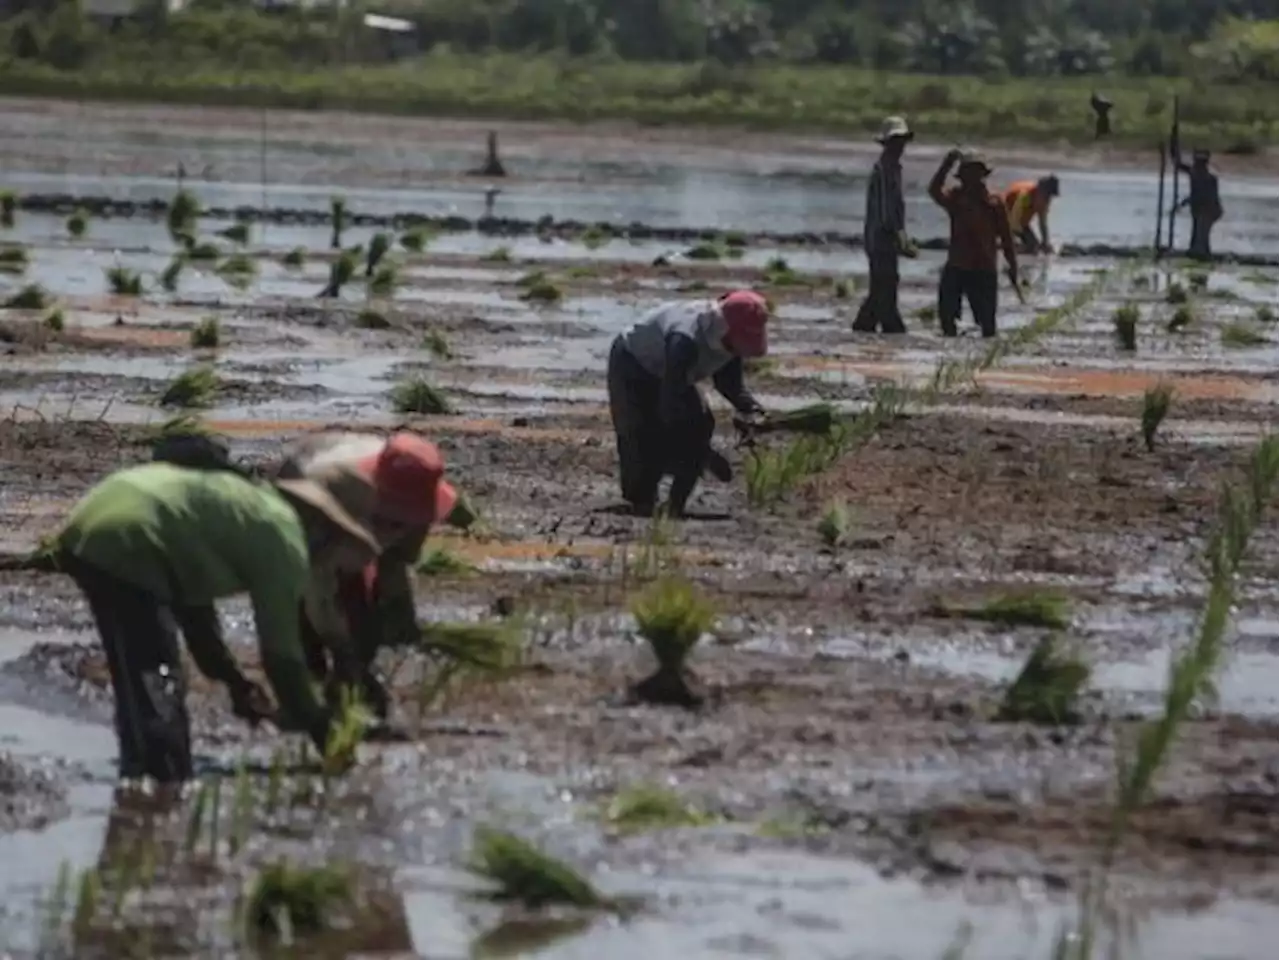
[1178,150,1222,260]
[851,116,916,334]
[607,290,769,518]
[1004,175,1059,254]
[928,149,1020,339]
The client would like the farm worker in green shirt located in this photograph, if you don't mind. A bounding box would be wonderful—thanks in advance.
[52,440,446,783]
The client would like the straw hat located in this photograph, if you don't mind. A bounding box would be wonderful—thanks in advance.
[876,116,914,143]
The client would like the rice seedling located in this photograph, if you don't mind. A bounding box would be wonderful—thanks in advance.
[66,209,88,238]
[1185,270,1209,291]
[187,240,220,261]
[319,250,358,298]
[39,861,73,950]
[0,244,28,271]
[161,256,186,292]
[416,619,523,673]
[368,263,398,297]
[72,868,100,935]
[244,861,353,942]
[322,687,372,778]
[416,545,474,576]
[832,277,855,299]
[399,227,432,252]
[1111,303,1139,351]
[817,499,851,548]
[159,364,219,408]
[762,256,800,285]
[1221,321,1268,347]
[43,309,65,332]
[937,589,1070,629]
[355,308,390,330]
[1164,281,1188,304]
[106,266,144,296]
[365,232,391,276]
[1166,305,1194,332]
[422,328,452,358]
[519,276,563,304]
[915,304,937,323]
[1140,382,1174,451]
[217,253,257,289]
[629,575,716,707]
[1255,305,1276,324]
[0,190,15,227]
[329,196,347,249]
[390,376,451,415]
[4,283,49,309]
[190,316,220,348]
[723,230,748,248]
[219,222,250,245]
[604,784,715,833]
[482,246,512,263]
[167,188,199,238]
[281,247,306,268]
[469,826,608,909]
[995,636,1091,725]
[684,240,723,260]
[581,224,611,250]
[151,413,211,440]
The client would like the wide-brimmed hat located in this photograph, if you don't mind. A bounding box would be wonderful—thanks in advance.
[875,116,914,144]
[353,432,457,527]
[275,472,380,556]
[957,150,993,176]
[718,289,770,359]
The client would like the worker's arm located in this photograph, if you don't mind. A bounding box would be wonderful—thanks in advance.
[1037,208,1052,253]
[928,149,960,207]
[711,358,764,416]
[173,604,273,725]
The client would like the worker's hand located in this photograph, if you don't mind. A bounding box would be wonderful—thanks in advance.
[898,231,919,259]
[944,147,963,165]
[228,679,275,729]
[1039,242,1055,255]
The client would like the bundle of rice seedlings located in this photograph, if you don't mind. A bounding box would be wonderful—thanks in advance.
[43,309,65,332]
[422,328,452,359]
[167,189,199,239]
[1166,305,1194,332]
[217,253,257,290]
[4,283,49,309]
[187,241,221,261]
[995,636,1090,725]
[481,246,512,263]
[355,308,390,330]
[244,861,353,942]
[415,546,474,576]
[159,365,219,408]
[683,241,723,261]
[1255,305,1276,324]
[937,589,1070,629]
[0,190,15,228]
[160,256,186,293]
[66,209,88,238]
[445,492,479,530]
[762,256,800,286]
[1141,382,1174,451]
[1112,303,1139,351]
[368,264,398,297]
[365,232,391,276]
[469,827,607,909]
[581,224,612,250]
[0,245,28,271]
[319,251,358,298]
[1221,321,1268,347]
[604,785,714,833]
[416,620,523,673]
[106,266,144,296]
[1165,281,1188,305]
[518,276,562,305]
[190,316,220,348]
[281,247,306,268]
[219,222,250,245]
[321,687,372,777]
[629,576,716,707]
[816,499,850,548]
[390,376,451,415]
[399,228,432,253]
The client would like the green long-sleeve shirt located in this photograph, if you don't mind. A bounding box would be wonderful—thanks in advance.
[56,462,324,732]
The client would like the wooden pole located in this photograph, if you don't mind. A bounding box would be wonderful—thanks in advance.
[1166,95,1181,254]
[1155,139,1166,258]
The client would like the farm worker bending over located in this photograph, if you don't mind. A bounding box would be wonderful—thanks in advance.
[607,290,769,517]
[1004,175,1059,254]
[53,455,393,782]
[929,149,1019,339]
[272,431,458,724]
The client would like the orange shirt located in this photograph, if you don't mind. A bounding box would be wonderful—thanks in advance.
[937,185,1014,272]
[1004,180,1051,229]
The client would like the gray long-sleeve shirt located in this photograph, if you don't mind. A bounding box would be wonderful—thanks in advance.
[863,158,905,254]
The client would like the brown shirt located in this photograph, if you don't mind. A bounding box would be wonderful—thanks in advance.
[937,185,1015,272]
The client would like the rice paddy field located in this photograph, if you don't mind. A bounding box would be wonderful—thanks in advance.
[0,98,1276,959]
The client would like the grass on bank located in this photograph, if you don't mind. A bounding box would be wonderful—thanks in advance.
[0,55,1273,150]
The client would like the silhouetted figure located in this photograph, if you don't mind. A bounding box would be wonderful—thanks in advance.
[471,130,506,177]
[1179,150,1222,260]
[483,186,501,219]
[1090,92,1113,139]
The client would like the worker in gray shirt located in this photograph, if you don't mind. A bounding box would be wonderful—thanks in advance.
[851,116,917,334]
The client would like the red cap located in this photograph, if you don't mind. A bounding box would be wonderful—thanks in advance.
[719,289,769,358]
[354,432,458,526]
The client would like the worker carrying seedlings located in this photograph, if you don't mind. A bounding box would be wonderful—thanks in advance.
[1178,150,1223,261]
[1003,175,1059,254]
[607,290,769,517]
[271,430,459,725]
[50,444,433,783]
[851,116,916,334]
[928,149,1020,339]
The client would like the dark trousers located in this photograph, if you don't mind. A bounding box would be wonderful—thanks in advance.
[939,266,998,339]
[63,556,194,783]
[851,249,905,334]
[1188,217,1215,260]
[606,337,713,514]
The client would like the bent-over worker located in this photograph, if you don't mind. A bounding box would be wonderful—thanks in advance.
[607,290,769,518]
[1004,175,1059,254]
[929,149,1019,339]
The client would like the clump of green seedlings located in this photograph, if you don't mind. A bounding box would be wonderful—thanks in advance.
[281,247,306,268]
[481,246,512,263]
[390,376,451,415]
[159,365,219,408]
[368,263,398,297]
[66,209,88,238]
[581,224,612,250]
[355,308,390,330]
[723,230,747,249]
[5,283,49,309]
[0,245,28,271]
[417,619,521,671]
[416,545,474,576]
[938,589,1070,629]
[1186,270,1209,292]
[1166,304,1195,332]
[469,827,609,909]
[1255,304,1276,324]
[445,491,480,530]
[0,190,15,227]
[329,196,347,249]
[161,256,186,293]
[106,266,144,296]
[219,222,250,245]
[1111,303,1139,351]
[629,575,716,708]
[244,861,353,943]
[190,316,220,349]
[518,273,563,304]
[995,636,1090,725]
[422,328,452,358]
[187,240,220,262]
[321,687,373,778]
[604,784,715,833]
[365,232,391,276]
[683,240,723,261]
[167,188,199,239]
[817,499,851,549]
[762,256,800,286]
[43,309,65,332]
[319,251,358,298]
[1221,320,1268,347]
[399,227,432,253]
[217,253,257,289]
[1140,382,1175,451]
[832,277,855,299]
[1165,281,1188,304]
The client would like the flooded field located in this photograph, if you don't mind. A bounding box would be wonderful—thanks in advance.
[0,100,1277,958]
